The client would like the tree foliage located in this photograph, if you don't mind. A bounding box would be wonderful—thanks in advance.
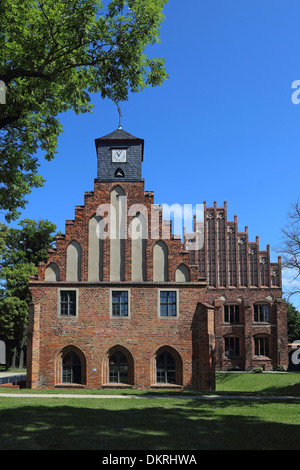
[280,200,300,300]
[286,302,300,343]
[0,0,168,221]
[0,219,57,367]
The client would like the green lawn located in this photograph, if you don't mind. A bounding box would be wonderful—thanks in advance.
[0,372,299,450]
[216,371,300,396]
[0,395,298,450]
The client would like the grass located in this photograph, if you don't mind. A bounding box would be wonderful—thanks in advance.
[0,395,298,450]
[216,371,300,396]
[0,366,26,372]
[0,372,299,450]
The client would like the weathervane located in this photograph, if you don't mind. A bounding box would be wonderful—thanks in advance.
[117,103,122,129]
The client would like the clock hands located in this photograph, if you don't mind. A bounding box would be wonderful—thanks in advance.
[112,149,126,162]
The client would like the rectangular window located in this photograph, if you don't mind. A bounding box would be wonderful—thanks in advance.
[112,291,128,316]
[254,337,270,357]
[225,337,240,357]
[254,304,269,322]
[224,304,240,323]
[60,290,77,316]
[160,291,177,317]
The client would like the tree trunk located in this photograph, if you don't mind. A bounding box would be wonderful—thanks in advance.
[18,327,27,369]
[11,348,16,369]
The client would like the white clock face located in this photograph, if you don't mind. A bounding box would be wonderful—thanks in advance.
[112,149,127,162]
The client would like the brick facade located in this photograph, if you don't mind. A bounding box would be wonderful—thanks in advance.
[26,128,288,391]
[186,200,288,372]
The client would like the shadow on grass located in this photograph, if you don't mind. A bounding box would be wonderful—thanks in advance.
[0,398,298,450]
[262,382,300,396]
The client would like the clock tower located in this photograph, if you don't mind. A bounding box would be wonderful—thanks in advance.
[95,127,144,182]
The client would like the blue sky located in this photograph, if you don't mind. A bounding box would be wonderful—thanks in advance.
[5,0,300,306]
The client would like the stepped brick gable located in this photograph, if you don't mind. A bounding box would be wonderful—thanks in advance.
[26,128,288,390]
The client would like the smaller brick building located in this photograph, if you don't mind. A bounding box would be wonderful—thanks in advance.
[26,127,288,390]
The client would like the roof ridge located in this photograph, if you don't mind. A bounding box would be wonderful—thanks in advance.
[95,128,143,141]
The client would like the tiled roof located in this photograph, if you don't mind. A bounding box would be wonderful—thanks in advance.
[95,128,143,142]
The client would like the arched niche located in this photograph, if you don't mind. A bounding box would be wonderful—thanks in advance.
[153,241,168,281]
[131,212,146,281]
[88,214,103,281]
[45,262,60,281]
[175,263,190,282]
[110,186,126,281]
[66,241,81,281]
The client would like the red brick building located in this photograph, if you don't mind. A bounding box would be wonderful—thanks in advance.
[26,127,288,390]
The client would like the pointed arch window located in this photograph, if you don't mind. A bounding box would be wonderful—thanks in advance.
[109,351,129,384]
[62,351,82,384]
[156,351,176,384]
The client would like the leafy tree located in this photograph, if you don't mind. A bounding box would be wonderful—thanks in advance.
[287,302,300,343]
[0,219,57,368]
[0,0,168,221]
[280,200,300,300]
[0,223,8,255]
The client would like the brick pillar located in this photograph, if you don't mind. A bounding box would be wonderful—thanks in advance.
[213,299,223,370]
[26,302,40,389]
[243,298,253,370]
[275,298,289,370]
[192,302,216,391]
